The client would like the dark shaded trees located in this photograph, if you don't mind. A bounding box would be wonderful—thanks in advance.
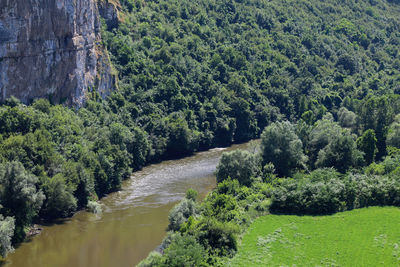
[357,129,377,165]
[387,115,400,149]
[40,174,77,219]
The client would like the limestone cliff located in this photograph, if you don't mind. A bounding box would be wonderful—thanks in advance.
[0,0,115,105]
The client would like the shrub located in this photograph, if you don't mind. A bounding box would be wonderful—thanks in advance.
[270,169,400,215]
[202,193,239,222]
[186,188,198,201]
[86,201,103,215]
[167,198,198,231]
[161,233,208,267]
[195,218,239,257]
[137,251,163,267]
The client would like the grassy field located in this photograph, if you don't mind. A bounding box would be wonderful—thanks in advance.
[229,207,400,267]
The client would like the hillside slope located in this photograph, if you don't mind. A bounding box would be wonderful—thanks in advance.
[0,0,399,259]
[102,0,400,155]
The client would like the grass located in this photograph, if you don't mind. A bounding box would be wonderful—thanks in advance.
[229,207,400,267]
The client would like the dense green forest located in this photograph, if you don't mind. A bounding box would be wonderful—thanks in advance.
[0,0,400,261]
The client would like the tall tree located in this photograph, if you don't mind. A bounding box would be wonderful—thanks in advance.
[316,130,363,173]
[386,115,400,149]
[0,214,15,257]
[357,129,377,165]
[261,121,307,177]
[307,119,342,168]
[359,96,393,159]
[0,162,45,242]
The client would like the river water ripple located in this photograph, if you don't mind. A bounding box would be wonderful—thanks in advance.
[4,142,251,267]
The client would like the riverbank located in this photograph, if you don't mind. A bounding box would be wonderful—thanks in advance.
[4,142,252,267]
[26,225,43,238]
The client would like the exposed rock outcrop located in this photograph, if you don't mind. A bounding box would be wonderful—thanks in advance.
[0,0,115,106]
[98,0,120,30]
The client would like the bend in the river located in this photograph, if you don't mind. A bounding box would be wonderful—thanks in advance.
[4,142,254,267]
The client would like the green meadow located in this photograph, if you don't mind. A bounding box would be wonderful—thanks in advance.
[230,207,400,267]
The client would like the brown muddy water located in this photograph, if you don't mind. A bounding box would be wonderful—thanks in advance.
[3,142,253,267]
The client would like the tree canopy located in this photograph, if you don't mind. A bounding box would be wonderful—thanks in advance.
[261,121,307,177]
[1,0,400,255]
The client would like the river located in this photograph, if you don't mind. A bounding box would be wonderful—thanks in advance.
[3,142,253,267]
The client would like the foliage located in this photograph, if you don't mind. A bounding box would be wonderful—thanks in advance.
[86,201,103,215]
[167,198,198,232]
[142,160,269,264]
[1,0,400,255]
[194,218,240,257]
[161,233,208,267]
[359,96,394,159]
[0,162,45,242]
[387,115,400,149]
[337,107,357,129]
[306,119,342,168]
[0,214,14,258]
[357,129,378,165]
[315,129,363,173]
[270,170,400,215]
[101,0,400,165]
[137,251,163,267]
[261,121,307,177]
[216,150,260,186]
[185,188,198,201]
[40,174,77,219]
[365,152,400,176]
[201,193,240,223]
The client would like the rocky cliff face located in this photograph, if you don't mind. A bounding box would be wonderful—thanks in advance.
[0,0,115,105]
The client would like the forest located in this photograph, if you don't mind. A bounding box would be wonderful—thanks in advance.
[0,0,399,262]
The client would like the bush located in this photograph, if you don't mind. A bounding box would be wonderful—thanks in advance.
[195,218,239,257]
[86,201,103,215]
[270,169,400,215]
[202,193,240,222]
[161,233,208,267]
[186,188,198,201]
[137,251,163,267]
[270,177,346,215]
[167,198,198,231]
